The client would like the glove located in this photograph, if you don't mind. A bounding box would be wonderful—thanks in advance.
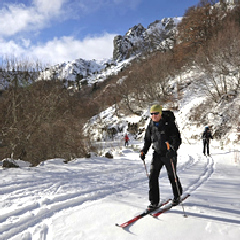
[166,148,177,159]
[140,151,145,161]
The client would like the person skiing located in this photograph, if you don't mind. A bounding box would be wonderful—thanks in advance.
[202,126,213,156]
[125,134,129,146]
[140,104,183,210]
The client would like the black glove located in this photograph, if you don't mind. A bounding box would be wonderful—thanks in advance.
[166,148,177,159]
[140,151,145,161]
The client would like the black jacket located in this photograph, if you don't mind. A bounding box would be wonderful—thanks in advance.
[142,113,181,155]
[203,129,213,142]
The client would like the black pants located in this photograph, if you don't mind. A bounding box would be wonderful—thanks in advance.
[203,140,209,155]
[149,151,182,205]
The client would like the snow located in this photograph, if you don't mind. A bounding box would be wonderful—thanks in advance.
[0,139,240,240]
[38,57,133,86]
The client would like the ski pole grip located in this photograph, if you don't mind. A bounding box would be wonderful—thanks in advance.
[166,142,170,151]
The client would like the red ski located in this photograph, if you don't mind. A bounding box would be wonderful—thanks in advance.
[115,198,171,228]
[151,194,190,218]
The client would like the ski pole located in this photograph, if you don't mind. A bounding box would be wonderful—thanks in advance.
[166,142,185,212]
[143,160,149,178]
[170,158,188,218]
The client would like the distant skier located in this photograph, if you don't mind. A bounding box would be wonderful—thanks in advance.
[125,134,129,146]
[202,126,213,156]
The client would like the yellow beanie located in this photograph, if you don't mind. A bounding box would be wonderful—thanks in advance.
[150,104,162,114]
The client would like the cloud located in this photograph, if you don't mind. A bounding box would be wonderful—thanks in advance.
[33,0,67,15]
[32,34,116,64]
[0,33,116,65]
[0,38,25,56]
[0,4,38,36]
[0,0,139,65]
[0,0,68,37]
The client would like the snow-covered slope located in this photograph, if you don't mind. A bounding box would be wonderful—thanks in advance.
[0,142,239,240]
[38,57,132,86]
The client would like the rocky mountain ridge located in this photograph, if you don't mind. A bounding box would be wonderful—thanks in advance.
[37,17,181,87]
[113,17,181,60]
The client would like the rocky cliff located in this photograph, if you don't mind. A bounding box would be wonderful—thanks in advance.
[113,17,181,60]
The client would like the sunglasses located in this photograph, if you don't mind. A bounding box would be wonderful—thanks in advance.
[150,112,159,115]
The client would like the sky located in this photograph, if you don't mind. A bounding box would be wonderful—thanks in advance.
[0,0,203,66]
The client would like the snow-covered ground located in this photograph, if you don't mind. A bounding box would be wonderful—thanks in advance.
[0,139,240,240]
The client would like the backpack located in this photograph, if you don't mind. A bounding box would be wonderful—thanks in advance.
[161,110,182,148]
[162,110,176,123]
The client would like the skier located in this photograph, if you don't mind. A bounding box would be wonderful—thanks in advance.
[140,104,183,210]
[202,126,213,156]
[125,134,129,146]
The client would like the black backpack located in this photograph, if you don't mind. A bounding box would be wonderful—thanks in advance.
[162,110,182,148]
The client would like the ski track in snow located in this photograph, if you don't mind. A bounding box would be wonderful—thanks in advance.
[181,154,215,193]
[0,155,158,239]
[1,145,239,240]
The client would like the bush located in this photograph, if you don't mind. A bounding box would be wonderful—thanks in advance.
[0,81,91,165]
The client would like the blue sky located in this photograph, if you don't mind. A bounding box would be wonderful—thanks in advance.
[0,0,204,65]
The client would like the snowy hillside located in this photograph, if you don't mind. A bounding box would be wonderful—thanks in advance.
[37,57,132,86]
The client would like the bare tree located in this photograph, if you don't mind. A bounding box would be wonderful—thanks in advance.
[176,2,222,65]
[1,80,91,165]
[195,18,240,102]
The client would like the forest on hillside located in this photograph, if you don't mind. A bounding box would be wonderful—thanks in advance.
[1,1,240,165]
